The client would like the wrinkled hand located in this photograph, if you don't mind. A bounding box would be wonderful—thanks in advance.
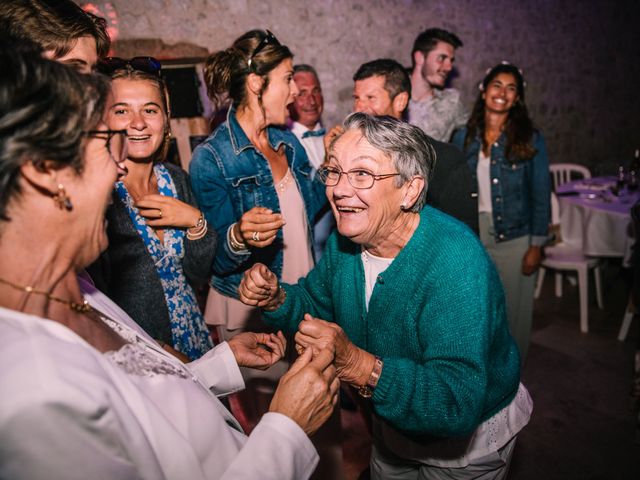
[235,206,285,248]
[295,314,372,385]
[270,348,339,436]
[228,331,286,370]
[238,263,282,309]
[323,125,345,152]
[522,245,542,275]
[136,194,201,228]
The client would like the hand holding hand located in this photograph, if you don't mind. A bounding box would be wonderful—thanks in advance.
[522,245,542,275]
[295,314,371,385]
[270,348,339,436]
[238,263,282,309]
[235,206,285,248]
[136,194,201,229]
[228,331,286,370]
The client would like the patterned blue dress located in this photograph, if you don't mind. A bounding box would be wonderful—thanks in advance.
[115,164,213,359]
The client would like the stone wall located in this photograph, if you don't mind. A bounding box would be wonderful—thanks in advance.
[96,0,639,173]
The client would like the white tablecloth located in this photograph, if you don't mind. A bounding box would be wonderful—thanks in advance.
[557,177,639,261]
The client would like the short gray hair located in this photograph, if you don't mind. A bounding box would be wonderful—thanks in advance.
[293,64,320,81]
[333,112,435,212]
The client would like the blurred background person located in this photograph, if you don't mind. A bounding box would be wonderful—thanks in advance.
[288,63,334,258]
[452,62,550,362]
[0,47,338,480]
[240,113,531,479]
[408,27,467,142]
[0,0,110,73]
[89,58,216,361]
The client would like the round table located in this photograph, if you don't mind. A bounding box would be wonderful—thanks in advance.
[556,176,640,261]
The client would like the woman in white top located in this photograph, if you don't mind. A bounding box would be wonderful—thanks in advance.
[0,48,338,479]
[452,62,550,362]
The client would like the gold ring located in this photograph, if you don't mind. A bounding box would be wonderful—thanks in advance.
[158,209,163,218]
[295,344,305,356]
[252,231,260,242]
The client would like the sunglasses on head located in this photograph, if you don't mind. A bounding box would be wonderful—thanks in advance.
[247,30,280,70]
[97,56,162,77]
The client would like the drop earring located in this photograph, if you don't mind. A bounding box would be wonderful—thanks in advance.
[53,184,73,211]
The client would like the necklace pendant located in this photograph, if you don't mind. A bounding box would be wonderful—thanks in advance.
[69,300,92,313]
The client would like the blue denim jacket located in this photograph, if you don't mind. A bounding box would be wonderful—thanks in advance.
[189,107,327,298]
[451,128,550,245]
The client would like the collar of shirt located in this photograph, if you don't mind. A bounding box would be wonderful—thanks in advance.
[290,121,323,140]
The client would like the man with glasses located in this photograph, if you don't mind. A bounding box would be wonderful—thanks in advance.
[350,58,478,233]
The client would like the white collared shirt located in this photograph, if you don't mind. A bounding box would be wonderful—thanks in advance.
[290,121,325,171]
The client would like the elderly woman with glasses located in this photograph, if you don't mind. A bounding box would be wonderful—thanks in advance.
[88,57,222,361]
[240,113,533,479]
[0,48,339,480]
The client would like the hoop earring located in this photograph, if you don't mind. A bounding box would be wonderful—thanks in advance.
[53,184,73,211]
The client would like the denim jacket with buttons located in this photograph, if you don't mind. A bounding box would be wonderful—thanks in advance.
[189,107,327,298]
[452,128,550,245]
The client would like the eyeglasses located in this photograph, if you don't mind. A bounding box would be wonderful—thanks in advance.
[84,129,128,164]
[317,166,401,190]
[97,56,162,77]
[247,30,280,70]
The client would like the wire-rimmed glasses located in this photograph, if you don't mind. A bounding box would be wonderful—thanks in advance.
[317,166,400,189]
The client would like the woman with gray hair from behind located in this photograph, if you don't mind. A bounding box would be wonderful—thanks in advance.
[240,112,533,479]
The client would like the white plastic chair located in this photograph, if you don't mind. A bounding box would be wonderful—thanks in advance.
[618,300,634,341]
[549,163,591,191]
[534,192,604,333]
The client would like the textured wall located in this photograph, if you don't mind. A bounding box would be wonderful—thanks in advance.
[99,0,640,173]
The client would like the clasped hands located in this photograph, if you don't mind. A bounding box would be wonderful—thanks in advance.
[229,330,340,437]
[239,263,375,386]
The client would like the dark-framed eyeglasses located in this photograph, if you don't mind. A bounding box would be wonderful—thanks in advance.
[317,166,401,190]
[84,129,128,164]
[247,30,280,70]
[97,56,162,77]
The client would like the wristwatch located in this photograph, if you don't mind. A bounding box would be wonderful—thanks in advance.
[357,356,383,398]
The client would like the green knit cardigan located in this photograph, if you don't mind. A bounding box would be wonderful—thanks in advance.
[264,206,520,438]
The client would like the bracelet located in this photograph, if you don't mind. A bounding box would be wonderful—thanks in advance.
[228,223,248,252]
[357,356,383,398]
[186,214,207,240]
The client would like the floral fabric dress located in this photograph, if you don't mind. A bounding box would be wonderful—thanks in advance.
[115,164,213,360]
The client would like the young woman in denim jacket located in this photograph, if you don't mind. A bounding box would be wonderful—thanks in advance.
[452,63,550,363]
[190,30,326,363]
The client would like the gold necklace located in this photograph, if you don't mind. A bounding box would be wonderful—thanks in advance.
[0,277,92,313]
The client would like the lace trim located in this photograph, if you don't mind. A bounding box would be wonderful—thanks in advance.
[275,169,292,194]
[104,343,191,379]
[98,312,195,380]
